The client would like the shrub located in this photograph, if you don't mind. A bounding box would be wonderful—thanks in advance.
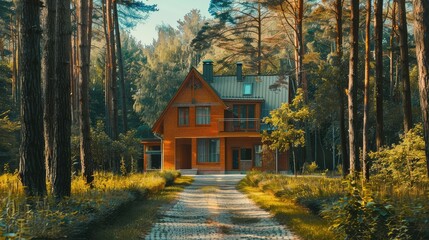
[369,124,428,187]
[303,161,318,174]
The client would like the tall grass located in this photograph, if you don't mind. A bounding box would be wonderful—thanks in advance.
[0,170,180,238]
[241,171,429,239]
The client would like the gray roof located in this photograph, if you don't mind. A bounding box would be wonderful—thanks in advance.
[209,75,289,117]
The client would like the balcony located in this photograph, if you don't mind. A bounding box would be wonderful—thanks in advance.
[218,118,263,132]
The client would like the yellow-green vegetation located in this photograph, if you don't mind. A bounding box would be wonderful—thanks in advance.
[239,173,337,240]
[0,170,181,239]
[89,176,193,239]
[241,167,429,239]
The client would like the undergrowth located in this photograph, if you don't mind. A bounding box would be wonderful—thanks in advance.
[0,170,180,238]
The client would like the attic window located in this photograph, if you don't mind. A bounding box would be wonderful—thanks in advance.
[243,83,253,95]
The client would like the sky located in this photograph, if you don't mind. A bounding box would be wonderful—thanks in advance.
[130,0,212,45]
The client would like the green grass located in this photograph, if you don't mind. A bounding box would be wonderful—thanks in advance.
[0,170,183,238]
[238,183,335,240]
[88,176,193,240]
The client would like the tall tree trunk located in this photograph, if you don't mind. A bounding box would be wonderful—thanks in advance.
[107,0,118,142]
[18,0,46,197]
[397,0,412,132]
[334,0,348,177]
[102,0,112,138]
[41,0,56,184]
[412,0,429,177]
[389,1,396,98]
[257,1,262,75]
[52,0,72,198]
[375,0,384,150]
[363,0,371,182]
[113,0,128,132]
[78,0,94,184]
[348,0,359,176]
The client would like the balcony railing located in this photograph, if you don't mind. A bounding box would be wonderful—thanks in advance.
[218,118,262,132]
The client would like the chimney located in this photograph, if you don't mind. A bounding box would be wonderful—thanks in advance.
[236,62,243,82]
[203,60,213,83]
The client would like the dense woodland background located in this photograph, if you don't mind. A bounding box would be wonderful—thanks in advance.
[0,0,428,190]
[0,0,429,238]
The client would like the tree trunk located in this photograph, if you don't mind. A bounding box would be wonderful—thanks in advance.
[363,0,371,182]
[257,1,262,75]
[106,0,118,142]
[348,0,359,176]
[78,0,94,184]
[113,0,128,132]
[390,1,396,98]
[397,0,412,133]
[334,0,348,177]
[18,0,46,197]
[412,0,429,177]
[375,0,384,150]
[52,0,72,198]
[41,0,56,185]
[102,0,112,138]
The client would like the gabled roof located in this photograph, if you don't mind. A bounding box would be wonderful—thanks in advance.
[152,68,227,133]
[209,75,289,117]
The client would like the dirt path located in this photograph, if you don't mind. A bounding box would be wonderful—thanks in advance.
[145,174,298,239]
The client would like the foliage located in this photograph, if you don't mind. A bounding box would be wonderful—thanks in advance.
[262,88,311,152]
[0,170,181,238]
[239,171,336,240]
[369,124,428,187]
[242,171,429,239]
[303,161,318,174]
[0,115,19,172]
[72,121,142,172]
[192,0,278,74]
[133,10,205,126]
[322,180,421,240]
[117,0,157,29]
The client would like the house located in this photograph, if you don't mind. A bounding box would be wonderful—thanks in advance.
[142,60,290,174]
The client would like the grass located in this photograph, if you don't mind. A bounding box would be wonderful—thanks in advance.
[88,176,193,240]
[239,171,429,239]
[238,183,335,240]
[0,170,182,239]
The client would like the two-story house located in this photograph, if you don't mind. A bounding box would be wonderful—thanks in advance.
[142,60,290,174]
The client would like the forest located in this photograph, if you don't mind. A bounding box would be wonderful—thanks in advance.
[0,0,428,239]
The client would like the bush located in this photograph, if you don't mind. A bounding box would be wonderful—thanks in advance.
[369,124,428,187]
[303,161,318,174]
[323,180,428,240]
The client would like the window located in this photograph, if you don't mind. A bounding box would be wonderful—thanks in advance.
[178,107,189,126]
[254,145,262,167]
[196,106,210,125]
[243,83,253,95]
[240,148,252,160]
[233,104,256,129]
[197,139,220,163]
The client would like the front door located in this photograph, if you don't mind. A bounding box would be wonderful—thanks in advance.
[232,148,239,170]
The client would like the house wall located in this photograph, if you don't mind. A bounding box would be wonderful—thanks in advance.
[161,76,226,172]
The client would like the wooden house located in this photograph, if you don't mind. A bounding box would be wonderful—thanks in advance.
[142,61,290,174]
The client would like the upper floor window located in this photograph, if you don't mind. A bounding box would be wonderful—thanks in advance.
[233,104,255,129]
[243,83,253,95]
[178,107,189,126]
[196,106,210,125]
